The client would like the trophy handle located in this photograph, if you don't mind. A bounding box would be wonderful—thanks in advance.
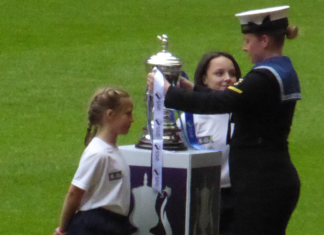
[146,67,158,143]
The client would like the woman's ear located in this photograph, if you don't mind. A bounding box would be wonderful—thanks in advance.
[260,34,270,48]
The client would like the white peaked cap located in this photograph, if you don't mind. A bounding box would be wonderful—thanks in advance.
[235,6,290,34]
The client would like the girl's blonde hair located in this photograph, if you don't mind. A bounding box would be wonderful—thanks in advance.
[84,87,130,146]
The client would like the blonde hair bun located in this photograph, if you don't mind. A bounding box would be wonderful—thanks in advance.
[286,26,298,39]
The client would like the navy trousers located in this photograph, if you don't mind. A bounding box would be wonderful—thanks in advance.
[232,186,300,235]
[219,187,234,235]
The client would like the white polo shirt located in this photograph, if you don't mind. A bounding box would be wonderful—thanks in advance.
[72,137,130,216]
[178,114,232,188]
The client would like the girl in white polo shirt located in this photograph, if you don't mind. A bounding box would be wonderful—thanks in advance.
[54,87,134,235]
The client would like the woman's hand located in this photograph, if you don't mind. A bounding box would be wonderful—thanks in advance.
[147,72,171,95]
[179,77,194,90]
[147,72,155,94]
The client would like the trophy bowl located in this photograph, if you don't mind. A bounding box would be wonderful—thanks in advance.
[135,34,187,151]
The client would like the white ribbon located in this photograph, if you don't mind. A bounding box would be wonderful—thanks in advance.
[151,68,164,193]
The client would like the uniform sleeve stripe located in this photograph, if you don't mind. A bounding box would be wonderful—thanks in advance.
[228,86,243,94]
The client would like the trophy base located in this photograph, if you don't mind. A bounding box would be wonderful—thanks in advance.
[135,140,188,151]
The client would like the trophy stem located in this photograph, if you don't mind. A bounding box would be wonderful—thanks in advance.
[136,109,187,151]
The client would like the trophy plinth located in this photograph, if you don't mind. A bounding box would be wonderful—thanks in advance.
[136,34,187,151]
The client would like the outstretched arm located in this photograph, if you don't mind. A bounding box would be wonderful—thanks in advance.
[164,70,279,114]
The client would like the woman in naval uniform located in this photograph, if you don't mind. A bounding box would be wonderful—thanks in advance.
[148,6,301,235]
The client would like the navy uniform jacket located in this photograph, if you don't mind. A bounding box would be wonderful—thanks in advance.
[165,56,301,192]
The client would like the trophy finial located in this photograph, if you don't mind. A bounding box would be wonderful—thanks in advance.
[157,34,168,52]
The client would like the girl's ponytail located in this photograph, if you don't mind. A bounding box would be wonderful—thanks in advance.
[84,88,130,146]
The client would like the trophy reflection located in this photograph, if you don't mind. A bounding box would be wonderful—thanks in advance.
[136,34,187,151]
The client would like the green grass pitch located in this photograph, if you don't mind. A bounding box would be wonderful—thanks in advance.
[0,0,323,234]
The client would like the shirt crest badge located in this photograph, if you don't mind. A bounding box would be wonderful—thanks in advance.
[109,171,123,181]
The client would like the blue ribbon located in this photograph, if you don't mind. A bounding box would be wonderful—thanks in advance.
[178,71,207,150]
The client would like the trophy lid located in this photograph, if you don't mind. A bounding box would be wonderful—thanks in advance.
[146,34,182,67]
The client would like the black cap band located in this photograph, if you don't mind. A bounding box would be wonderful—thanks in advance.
[241,16,288,34]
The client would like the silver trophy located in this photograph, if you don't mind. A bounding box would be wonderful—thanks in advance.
[135,34,187,151]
